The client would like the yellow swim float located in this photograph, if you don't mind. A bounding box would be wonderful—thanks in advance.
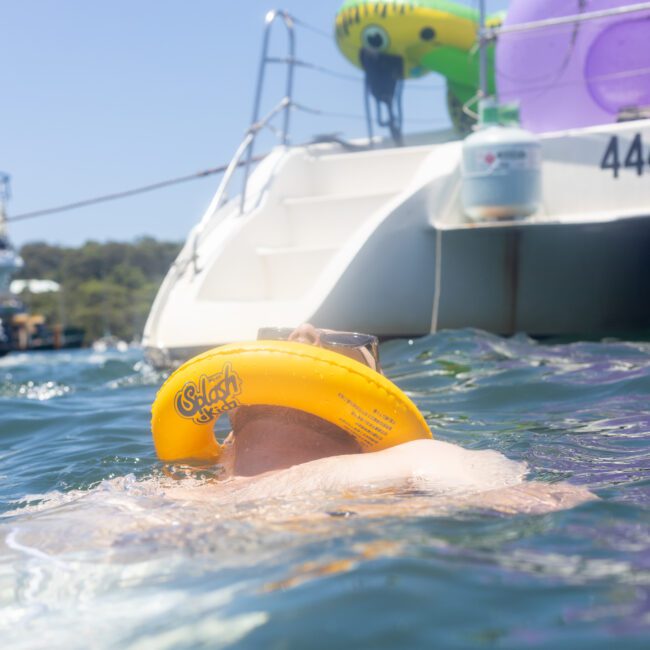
[151,340,431,463]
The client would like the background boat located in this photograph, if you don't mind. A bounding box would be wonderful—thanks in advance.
[0,175,85,356]
[0,173,25,357]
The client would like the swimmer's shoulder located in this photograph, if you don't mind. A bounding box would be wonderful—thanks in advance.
[367,439,528,491]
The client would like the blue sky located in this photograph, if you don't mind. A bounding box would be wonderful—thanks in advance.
[3,0,509,247]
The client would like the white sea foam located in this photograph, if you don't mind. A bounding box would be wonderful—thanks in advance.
[0,474,271,648]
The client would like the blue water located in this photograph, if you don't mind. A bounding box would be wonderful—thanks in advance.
[1,330,649,649]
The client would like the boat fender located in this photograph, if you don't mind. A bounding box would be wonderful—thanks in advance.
[151,340,431,462]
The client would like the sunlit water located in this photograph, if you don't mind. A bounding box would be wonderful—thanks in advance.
[0,330,649,649]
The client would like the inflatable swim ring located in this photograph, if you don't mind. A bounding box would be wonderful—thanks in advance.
[151,340,431,463]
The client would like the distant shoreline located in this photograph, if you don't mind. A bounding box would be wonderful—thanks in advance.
[13,237,181,344]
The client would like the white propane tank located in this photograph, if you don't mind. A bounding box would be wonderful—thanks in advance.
[461,102,542,220]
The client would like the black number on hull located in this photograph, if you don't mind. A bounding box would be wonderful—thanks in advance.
[625,133,644,176]
[601,136,620,178]
[601,133,649,178]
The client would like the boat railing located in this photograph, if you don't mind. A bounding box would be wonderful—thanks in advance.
[187,10,296,274]
[241,10,295,212]
[485,1,650,38]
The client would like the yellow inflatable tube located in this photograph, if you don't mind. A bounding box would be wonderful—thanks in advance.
[151,340,431,463]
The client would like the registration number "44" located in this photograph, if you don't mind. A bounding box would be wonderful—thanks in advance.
[601,134,648,178]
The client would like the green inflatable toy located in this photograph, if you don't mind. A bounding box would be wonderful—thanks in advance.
[335,0,504,134]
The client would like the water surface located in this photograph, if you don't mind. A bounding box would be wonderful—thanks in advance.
[1,330,648,649]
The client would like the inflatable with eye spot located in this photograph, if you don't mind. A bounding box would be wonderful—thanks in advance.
[335,0,504,133]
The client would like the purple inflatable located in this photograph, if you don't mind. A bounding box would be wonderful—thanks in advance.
[496,0,650,132]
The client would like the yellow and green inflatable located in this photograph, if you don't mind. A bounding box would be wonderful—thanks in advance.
[335,1,504,133]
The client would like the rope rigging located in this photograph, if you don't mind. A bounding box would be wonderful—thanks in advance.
[7,157,264,223]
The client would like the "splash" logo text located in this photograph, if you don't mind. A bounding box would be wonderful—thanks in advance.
[174,363,242,424]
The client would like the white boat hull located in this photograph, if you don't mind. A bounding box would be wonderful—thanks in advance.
[144,120,650,366]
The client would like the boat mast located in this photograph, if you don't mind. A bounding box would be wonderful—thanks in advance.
[0,173,9,239]
[478,0,488,102]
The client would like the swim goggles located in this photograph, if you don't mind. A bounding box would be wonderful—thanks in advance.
[257,326,381,373]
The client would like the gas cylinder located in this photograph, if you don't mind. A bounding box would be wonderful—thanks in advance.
[461,102,542,219]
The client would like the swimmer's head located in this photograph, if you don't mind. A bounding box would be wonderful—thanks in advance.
[225,324,380,475]
[257,324,382,373]
[228,404,361,476]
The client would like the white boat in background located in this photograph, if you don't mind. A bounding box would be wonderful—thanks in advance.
[0,175,23,299]
[0,241,22,302]
[92,335,130,354]
[0,174,24,356]
[143,6,650,368]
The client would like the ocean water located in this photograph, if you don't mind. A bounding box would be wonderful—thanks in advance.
[0,330,649,649]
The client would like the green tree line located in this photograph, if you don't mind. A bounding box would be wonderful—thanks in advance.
[16,238,181,344]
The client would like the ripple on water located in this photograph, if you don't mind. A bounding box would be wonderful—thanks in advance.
[0,380,71,401]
